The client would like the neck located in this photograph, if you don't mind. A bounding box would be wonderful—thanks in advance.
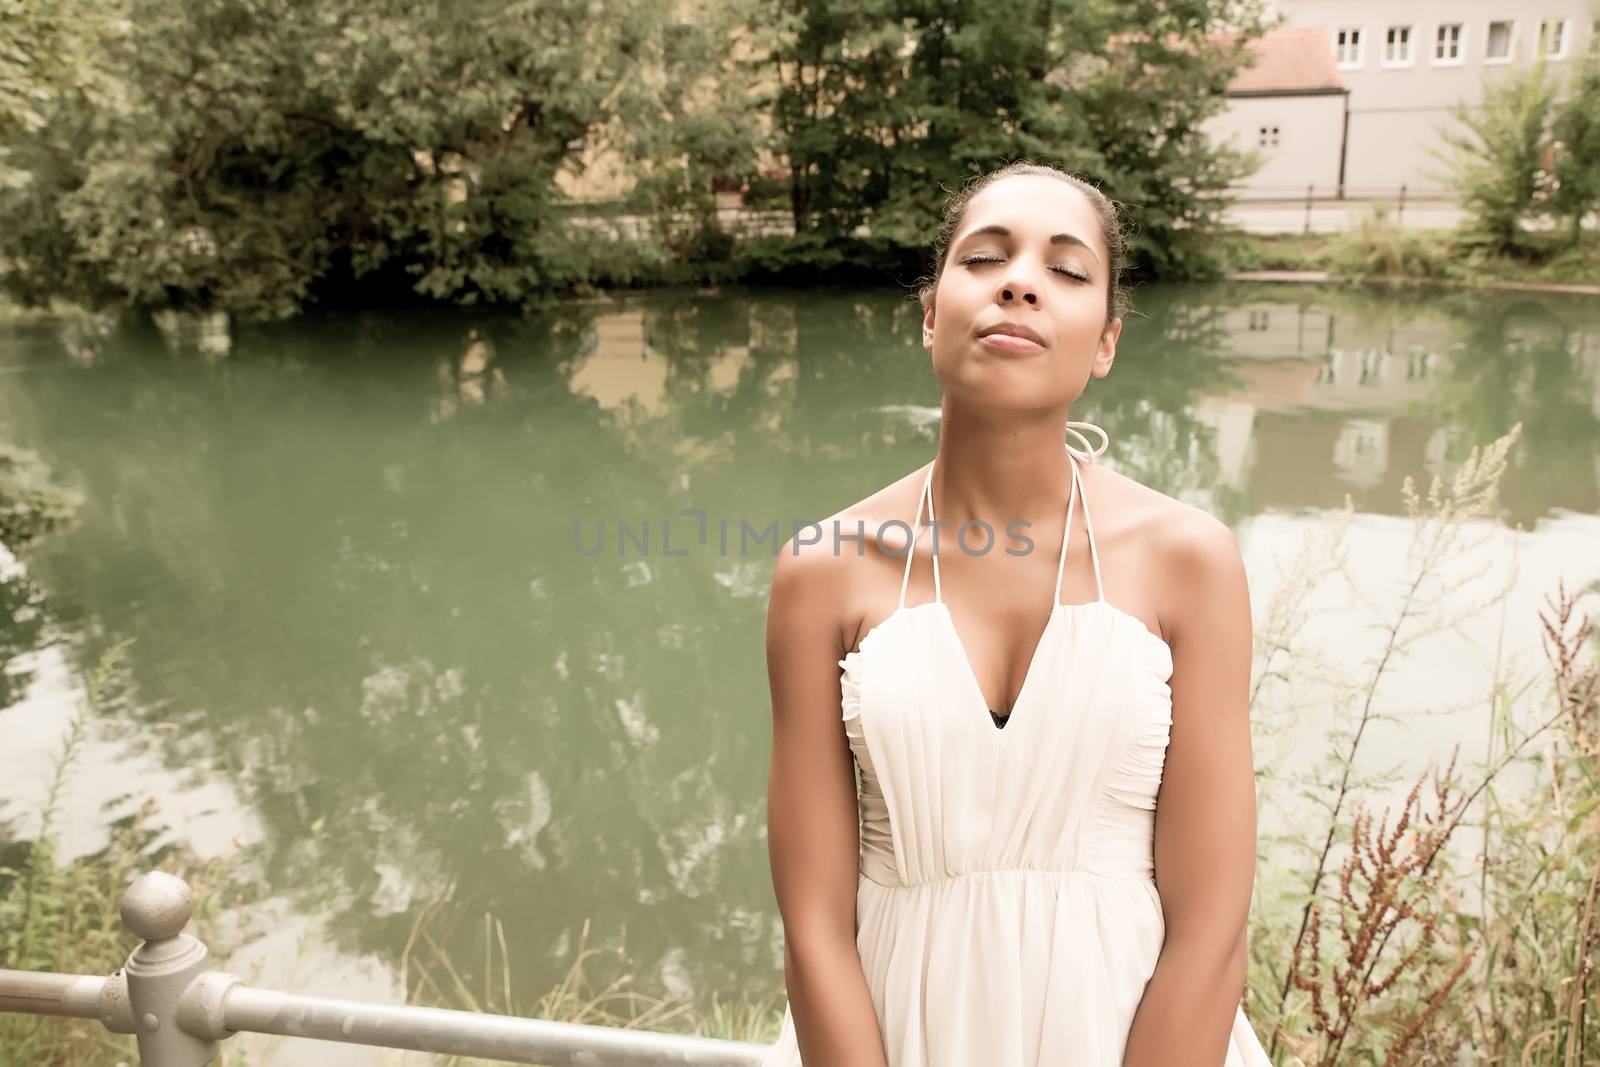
[930,403,1078,524]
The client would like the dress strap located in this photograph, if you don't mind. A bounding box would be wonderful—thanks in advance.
[923,464,943,604]
[904,418,1108,610]
[1065,420,1109,464]
[1054,421,1108,604]
[897,462,942,609]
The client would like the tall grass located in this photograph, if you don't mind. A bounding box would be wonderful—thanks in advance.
[0,639,236,1065]
[388,890,784,1067]
[1247,424,1600,1063]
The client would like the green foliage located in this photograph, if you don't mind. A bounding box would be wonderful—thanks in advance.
[747,0,1264,280]
[1550,56,1600,246]
[0,0,748,319]
[1323,206,1455,280]
[1422,53,1600,263]
[1229,225,1600,289]
[0,0,123,171]
[0,442,83,554]
[2,0,1268,318]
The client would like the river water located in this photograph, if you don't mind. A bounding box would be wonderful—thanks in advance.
[1,282,1596,1062]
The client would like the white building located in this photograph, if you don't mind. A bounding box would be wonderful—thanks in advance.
[1205,27,1349,197]
[1267,2,1600,194]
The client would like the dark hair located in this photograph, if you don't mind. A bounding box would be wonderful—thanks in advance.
[916,161,1130,325]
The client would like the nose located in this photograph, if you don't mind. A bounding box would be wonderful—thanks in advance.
[996,266,1041,307]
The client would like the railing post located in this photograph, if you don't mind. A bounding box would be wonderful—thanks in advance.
[120,871,224,1067]
[1398,182,1408,225]
[1304,183,1314,234]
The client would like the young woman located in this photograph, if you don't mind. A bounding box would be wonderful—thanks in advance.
[761,162,1272,1066]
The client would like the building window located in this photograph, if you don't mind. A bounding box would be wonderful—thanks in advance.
[1384,25,1413,65]
[1434,23,1464,64]
[1248,311,1270,332]
[1334,27,1363,68]
[1485,19,1516,63]
[1358,350,1382,387]
[1258,125,1280,148]
[1540,18,1568,58]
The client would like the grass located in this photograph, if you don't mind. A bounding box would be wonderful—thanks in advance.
[0,640,238,1066]
[386,898,785,1067]
[1230,211,1600,289]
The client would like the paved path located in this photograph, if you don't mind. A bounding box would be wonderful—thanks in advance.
[574,199,1498,238]
[1224,270,1600,296]
[1222,198,1466,234]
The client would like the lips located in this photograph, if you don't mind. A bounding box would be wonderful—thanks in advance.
[978,322,1045,347]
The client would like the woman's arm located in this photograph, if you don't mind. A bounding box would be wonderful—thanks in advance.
[765,537,889,1067]
[1122,512,1258,1067]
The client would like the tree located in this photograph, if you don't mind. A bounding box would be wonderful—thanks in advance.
[0,0,133,309]
[1437,62,1557,255]
[0,0,754,319]
[1549,56,1600,246]
[746,0,1265,278]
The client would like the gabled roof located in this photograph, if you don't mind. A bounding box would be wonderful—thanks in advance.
[1227,27,1346,97]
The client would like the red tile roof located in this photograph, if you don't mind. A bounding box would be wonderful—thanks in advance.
[1228,27,1345,95]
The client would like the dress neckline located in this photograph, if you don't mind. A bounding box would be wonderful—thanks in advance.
[896,425,1108,731]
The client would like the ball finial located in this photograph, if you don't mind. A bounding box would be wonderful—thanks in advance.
[119,870,194,941]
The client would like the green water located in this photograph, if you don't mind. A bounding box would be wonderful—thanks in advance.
[1,282,1597,1020]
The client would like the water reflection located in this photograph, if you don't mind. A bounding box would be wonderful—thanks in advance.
[1134,285,1600,523]
[0,284,1596,1018]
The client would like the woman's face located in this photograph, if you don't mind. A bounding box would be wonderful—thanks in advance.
[922,175,1121,411]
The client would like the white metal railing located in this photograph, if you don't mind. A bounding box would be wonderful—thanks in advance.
[1225,181,1454,202]
[0,870,770,1066]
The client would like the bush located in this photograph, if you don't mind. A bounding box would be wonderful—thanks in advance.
[1324,206,1455,280]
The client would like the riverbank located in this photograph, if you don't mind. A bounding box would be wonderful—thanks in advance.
[1229,226,1600,292]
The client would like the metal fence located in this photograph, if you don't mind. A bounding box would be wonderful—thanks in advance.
[1225,182,1454,204]
[1226,182,1454,229]
[0,871,770,1067]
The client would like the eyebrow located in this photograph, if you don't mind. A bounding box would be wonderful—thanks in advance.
[956,224,1100,263]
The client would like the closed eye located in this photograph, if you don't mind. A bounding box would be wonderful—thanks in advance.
[959,253,1090,284]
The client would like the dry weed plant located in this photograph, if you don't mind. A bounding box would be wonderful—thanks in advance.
[1247,424,1600,1064]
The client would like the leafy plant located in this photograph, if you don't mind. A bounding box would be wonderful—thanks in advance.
[1549,56,1600,246]
[1437,63,1558,255]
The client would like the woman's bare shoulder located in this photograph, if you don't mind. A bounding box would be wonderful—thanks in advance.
[1087,464,1244,640]
[769,465,929,618]
[1092,464,1238,560]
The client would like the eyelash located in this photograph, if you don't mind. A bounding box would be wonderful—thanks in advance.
[959,253,1090,284]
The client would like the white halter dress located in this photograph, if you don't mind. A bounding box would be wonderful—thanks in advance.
[762,425,1273,1066]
